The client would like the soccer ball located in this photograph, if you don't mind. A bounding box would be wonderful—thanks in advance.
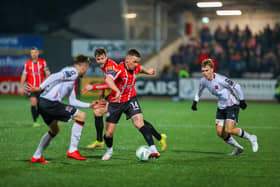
[136,145,151,161]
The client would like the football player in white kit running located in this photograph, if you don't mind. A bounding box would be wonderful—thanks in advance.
[25,54,105,163]
[191,59,258,156]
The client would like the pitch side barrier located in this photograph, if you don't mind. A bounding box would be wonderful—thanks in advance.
[133,78,277,101]
[1,77,277,100]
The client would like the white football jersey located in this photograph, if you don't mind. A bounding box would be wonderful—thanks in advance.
[194,73,244,109]
[40,66,90,108]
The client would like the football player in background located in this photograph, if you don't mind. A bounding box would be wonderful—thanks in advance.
[25,54,105,163]
[84,48,114,150]
[191,58,258,156]
[20,47,50,127]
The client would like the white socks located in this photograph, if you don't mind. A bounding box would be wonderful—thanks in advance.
[33,132,53,159]
[149,145,158,153]
[238,128,251,139]
[106,147,113,153]
[68,122,84,153]
[225,136,243,149]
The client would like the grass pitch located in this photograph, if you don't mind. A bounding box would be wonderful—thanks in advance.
[0,96,279,187]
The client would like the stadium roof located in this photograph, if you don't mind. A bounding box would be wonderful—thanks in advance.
[133,0,280,15]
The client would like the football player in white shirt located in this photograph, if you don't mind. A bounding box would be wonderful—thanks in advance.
[25,54,105,163]
[191,59,258,156]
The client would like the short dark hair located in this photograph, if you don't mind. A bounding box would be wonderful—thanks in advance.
[31,47,38,50]
[94,48,107,57]
[127,49,141,58]
[73,54,90,65]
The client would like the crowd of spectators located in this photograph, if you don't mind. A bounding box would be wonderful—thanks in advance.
[165,23,280,79]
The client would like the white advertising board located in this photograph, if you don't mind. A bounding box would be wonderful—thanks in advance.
[179,78,277,100]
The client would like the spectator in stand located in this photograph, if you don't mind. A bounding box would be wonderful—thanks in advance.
[168,23,280,79]
[263,49,278,73]
[232,24,240,42]
[225,24,233,41]
[200,24,213,44]
[272,23,280,44]
[229,51,246,77]
[248,50,258,72]
[161,64,177,80]
[171,51,182,68]
[244,25,252,41]
[217,52,229,75]
[214,25,223,43]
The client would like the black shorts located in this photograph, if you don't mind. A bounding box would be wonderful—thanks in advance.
[28,91,41,99]
[106,96,142,124]
[216,105,240,123]
[38,97,78,125]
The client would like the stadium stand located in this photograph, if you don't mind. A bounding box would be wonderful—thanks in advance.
[170,23,280,79]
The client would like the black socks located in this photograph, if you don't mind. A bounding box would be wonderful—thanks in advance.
[31,106,39,122]
[95,116,104,141]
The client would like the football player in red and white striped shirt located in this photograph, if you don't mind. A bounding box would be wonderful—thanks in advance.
[20,47,50,127]
[84,48,167,160]
[93,49,166,160]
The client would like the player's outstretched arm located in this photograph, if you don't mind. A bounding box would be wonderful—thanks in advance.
[82,83,110,93]
[92,83,110,90]
[140,66,155,75]
[105,76,120,101]
[82,84,94,92]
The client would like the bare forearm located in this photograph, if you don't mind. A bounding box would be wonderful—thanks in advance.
[140,66,148,74]
[105,77,120,92]
[20,74,27,88]
[140,66,155,75]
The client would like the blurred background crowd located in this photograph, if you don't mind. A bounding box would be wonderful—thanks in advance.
[166,23,280,79]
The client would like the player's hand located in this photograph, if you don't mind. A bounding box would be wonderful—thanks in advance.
[90,101,99,109]
[191,101,198,111]
[147,68,155,75]
[82,84,93,93]
[25,83,41,92]
[239,100,247,110]
[90,100,107,109]
[112,90,121,102]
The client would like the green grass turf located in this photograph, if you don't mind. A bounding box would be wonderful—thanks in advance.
[0,95,280,187]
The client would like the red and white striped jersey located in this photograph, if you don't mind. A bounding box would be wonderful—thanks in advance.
[23,58,48,87]
[103,61,140,103]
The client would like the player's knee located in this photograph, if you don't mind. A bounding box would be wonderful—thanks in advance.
[132,117,144,128]
[216,130,223,137]
[30,98,37,106]
[79,112,86,122]
[224,127,233,134]
[105,130,114,137]
[94,109,104,117]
